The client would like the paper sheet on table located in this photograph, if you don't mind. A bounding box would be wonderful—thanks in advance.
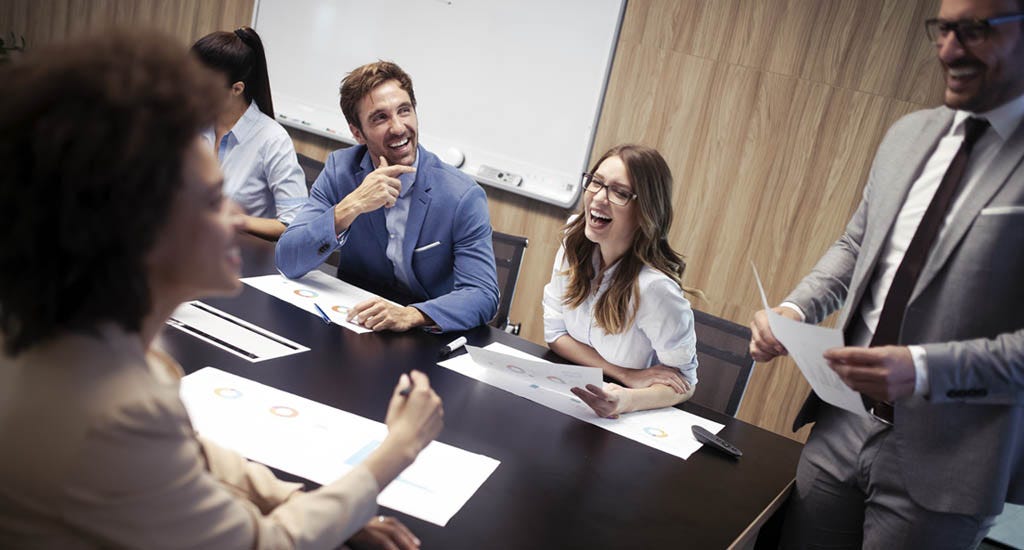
[441,343,724,460]
[751,264,869,418]
[180,367,499,526]
[242,271,397,334]
[167,301,308,362]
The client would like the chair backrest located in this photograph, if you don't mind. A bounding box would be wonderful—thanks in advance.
[490,231,528,330]
[687,308,754,416]
[296,153,325,192]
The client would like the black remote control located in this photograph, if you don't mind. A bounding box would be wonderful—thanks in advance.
[692,425,742,458]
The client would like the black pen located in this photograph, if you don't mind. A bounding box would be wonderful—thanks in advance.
[399,378,414,397]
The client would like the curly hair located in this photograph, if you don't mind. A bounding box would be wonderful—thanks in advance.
[0,30,222,356]
[339,61,416,131]
[561,144,694,334]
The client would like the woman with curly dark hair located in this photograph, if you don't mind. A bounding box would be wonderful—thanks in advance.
[0,30,440,549]
[543,144,701,418]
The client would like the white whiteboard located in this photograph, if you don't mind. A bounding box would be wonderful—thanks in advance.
[252,0,625,208]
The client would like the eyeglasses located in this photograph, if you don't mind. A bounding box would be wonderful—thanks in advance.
[925,13,1024,47]
[581,172,637,206]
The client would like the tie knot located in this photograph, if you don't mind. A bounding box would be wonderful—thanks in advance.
[963,117,990,147]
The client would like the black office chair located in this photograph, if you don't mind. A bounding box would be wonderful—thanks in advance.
[688,308,755,416]
[296,153,325,192]
[490,231,528,334]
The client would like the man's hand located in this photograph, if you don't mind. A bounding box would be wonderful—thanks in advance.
[614,365,690,394]
[348,515,420,550]
[349,297,428,332]
[571,383,630,419]
[824,345,916,402]
[749,307,801,362]
[334,156,415,233]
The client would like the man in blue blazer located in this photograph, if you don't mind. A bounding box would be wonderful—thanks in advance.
[276,61,498,332]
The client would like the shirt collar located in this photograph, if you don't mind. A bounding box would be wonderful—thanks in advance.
[229,101,264,143]
[590,246,622,285]
[953,92,1024,142]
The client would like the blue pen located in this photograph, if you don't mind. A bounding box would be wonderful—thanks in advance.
[313,303,331,324]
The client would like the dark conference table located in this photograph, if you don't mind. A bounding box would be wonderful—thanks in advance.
[158,234,803,549]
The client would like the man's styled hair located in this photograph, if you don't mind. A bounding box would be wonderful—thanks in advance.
[339,61,416,131]
[0,30,221,355]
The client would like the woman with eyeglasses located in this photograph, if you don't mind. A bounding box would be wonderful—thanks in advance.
[542,144,701,418]
[191,27,308,240]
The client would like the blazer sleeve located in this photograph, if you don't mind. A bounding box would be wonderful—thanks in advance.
[923,328,1024,405]
[410,184,499,332]
[782,168,872,325]
[276,153,347,279]
[59,394,379,550]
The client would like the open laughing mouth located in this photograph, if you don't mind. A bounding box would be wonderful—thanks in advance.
[589,208,612,229]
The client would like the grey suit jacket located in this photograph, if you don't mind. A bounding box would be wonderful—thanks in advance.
[0,325,379,548]
[784,105,1024,516]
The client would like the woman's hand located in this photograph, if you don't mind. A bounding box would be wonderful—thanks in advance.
[384,370,444,456]
[363,371,443,488]
[571,383,630,418]
[348,515,420,550]
[615,365,690,394]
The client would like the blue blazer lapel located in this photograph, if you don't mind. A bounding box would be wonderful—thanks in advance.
[402,166,432,297]
[354,154,389,252]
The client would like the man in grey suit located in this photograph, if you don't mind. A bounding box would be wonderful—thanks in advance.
[750,0,1024,546]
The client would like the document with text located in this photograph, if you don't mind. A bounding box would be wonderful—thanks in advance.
[440,343,724,460]
[180,367,500,526]
[751,264,869,418]
[242,271,397,334]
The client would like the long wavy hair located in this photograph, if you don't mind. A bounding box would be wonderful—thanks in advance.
[562,144,697,334]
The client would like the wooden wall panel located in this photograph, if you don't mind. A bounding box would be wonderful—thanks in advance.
[0,0,253,49]
[2,0,946,441]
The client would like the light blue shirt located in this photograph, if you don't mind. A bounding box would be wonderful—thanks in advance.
[384,152,420,292]
[201,102,307,224]
[337,151,420,293]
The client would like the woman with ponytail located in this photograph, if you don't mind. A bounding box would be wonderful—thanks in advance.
[543,144,702,418]
[192,27,307,240]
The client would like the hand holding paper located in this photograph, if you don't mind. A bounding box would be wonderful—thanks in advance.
[751,264,870,418]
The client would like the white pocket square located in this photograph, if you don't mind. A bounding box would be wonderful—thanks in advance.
[980,205,1024,216]
[414,241,442,253]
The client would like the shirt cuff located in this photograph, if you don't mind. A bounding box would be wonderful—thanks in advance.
[908,345,929,396]
[778,302,807,322]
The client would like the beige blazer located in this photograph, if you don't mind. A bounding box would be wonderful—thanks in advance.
[0,325,379,548]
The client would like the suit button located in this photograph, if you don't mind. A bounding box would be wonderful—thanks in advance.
[317,243,329,254]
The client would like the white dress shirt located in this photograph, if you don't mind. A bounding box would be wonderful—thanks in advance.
[543,244,699,385]
[784,92,1024,396]
[202,102,308,224]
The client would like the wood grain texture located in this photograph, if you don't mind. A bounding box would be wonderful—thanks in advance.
[1,0,945,441]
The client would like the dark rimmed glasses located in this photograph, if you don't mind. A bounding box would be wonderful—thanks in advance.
[581,172,637,206]
[925,13,1024,47]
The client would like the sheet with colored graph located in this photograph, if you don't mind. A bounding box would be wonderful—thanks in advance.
[242,271,398,334]
[180,367,500,526]
[441,343,724,460]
